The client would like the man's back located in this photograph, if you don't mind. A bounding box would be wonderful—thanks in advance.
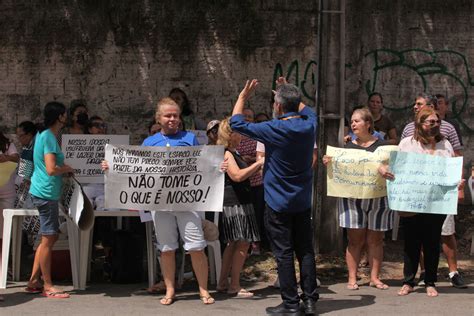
[230,106,316,212]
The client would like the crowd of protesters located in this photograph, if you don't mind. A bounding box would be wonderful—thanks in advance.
[0,79,469,314]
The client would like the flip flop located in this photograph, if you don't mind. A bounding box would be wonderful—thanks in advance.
[24,286,44,294]
[160,296,176,305]
[200,295,215,305]
[397,284,414,296]
[370,282,389,290]
[346,283,359,290]
[41,290,70,299]
[228,288,254,298]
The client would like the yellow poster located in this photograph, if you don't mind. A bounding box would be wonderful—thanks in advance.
[326,145,398,199]
[0,161,18,187]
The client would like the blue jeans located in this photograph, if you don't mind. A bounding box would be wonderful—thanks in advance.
[31,196,60,235]
[265,205,319,308]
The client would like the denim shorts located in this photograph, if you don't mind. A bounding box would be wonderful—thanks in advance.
[31,196,60,235]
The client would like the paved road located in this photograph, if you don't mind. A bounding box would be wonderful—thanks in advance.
[1,280,473,315]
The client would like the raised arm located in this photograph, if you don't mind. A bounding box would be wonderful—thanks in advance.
[232,79,259,116]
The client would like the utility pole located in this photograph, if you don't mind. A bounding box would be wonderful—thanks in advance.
[313,0,345,254]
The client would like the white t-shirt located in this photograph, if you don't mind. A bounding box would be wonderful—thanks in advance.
[0,143,18,198]
[398,136,454,158]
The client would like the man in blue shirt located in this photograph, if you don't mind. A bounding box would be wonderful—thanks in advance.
[230,78,318,316]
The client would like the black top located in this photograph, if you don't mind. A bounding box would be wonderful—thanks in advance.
[223,150,253,206]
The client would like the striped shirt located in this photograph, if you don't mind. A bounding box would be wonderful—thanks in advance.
[400,120,462,151]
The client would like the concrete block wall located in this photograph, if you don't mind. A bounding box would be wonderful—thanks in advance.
[0,1,472,165]
[0,1,318,144]
[346,0,474,166]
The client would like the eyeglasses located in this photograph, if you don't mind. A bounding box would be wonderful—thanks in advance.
[422,119,441,126]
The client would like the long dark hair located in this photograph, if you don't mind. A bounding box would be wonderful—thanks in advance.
[0,130,11,153]
[44,102,66,128]
[18,121,38,136]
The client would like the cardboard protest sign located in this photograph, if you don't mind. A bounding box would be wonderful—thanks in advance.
[62,134,129,183]
[0,161,17,187]
[61,178,95,230]
[104,144,225,212]
[387,151,462,215]
[326,145,398,199]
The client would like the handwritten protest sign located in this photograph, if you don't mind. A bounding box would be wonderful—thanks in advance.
[0,161,17,187]
[62,134,129,183]
[387,151,462,215]
[104,144,224,212]
[61,178,95,230]
[326,145,398,199]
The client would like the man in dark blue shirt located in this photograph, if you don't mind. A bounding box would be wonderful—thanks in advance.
[230,78,318,316]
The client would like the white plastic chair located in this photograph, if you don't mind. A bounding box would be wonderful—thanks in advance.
[176,211,222,286]
[1,208,80,289]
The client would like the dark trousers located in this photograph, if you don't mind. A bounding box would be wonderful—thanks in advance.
[402,213,446,287]
[265,205,319,308]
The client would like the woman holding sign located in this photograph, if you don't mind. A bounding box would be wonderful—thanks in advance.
[27,102,74,298]
[215,118,263,298]
[379,108,456,297]
[323,107,393,291]
[141,97,214,305]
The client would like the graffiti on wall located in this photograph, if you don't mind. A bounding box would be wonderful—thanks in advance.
[364,48,474,133]
[272,60,317,103]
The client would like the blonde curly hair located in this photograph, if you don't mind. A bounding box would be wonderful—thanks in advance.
[216,117,232,148]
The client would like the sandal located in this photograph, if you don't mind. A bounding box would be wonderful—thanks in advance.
[397,284,414,296]
[41,290,70,299]
[25,286,44,294]
[369,282,389,290]
[426,286,438,297]
[346,283,359,290]
[200,295,215,305]
[146,281,166,294]
[160,296,176,305]
[228,288,254,298]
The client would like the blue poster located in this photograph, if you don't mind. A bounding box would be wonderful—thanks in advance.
[387,151,463,215]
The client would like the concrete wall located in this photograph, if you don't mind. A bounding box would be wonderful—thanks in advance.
[346,0,474,166]
[0,1,472,164]
[0,1,318,143]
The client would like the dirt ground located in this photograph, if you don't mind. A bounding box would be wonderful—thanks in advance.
[243,204,474,286]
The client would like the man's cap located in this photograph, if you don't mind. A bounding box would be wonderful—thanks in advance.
[206,120,220,132]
